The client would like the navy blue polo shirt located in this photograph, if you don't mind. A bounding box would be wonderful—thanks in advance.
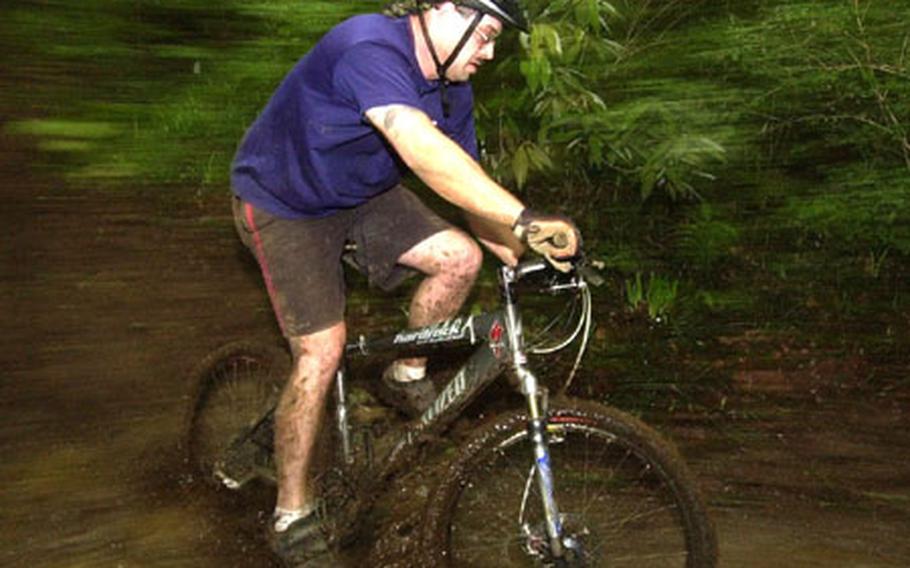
[231,14,479,219]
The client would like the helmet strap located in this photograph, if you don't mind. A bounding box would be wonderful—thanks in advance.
[417,6,483,118]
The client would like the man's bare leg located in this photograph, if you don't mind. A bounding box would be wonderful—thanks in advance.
[274,322,345,516]
[273,230,478,513]
[397,229,483,369]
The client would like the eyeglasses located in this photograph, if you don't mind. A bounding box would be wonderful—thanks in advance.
[456,7,499,47]
[473,26,497,47]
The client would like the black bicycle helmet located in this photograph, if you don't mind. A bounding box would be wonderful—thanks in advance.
[458,0,529,33]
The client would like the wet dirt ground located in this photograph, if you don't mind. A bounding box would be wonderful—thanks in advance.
[3,131,910,567]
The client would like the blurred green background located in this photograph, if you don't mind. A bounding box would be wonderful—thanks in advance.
[4,0,908,411]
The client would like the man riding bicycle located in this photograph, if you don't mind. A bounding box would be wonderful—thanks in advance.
[229,0,580,561]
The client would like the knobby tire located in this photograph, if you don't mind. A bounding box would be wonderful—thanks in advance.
[421,397,717,567]
[184,340,290,490]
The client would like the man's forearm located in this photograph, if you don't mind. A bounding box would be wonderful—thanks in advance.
[366,104,524,227]
[466,212,524,266]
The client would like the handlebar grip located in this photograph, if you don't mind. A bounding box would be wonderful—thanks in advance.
[551,231,569,249]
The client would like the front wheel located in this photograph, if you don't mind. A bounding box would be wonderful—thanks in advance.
[421,398,717,567]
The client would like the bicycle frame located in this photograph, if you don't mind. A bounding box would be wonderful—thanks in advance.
[334,261,572,557]
[341,310,507,471]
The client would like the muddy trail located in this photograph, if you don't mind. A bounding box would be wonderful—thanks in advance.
[3,129,910,567]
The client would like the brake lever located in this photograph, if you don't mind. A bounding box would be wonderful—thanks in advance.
[577,258,606,287]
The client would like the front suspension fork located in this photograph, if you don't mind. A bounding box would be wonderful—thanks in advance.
[523,376,566,559]
[503,264,566,558]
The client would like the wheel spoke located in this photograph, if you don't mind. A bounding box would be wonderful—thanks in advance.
[425,403,716,567]
[186,342,289,493]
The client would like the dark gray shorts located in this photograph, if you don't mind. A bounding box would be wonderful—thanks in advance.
[232,185,451,337]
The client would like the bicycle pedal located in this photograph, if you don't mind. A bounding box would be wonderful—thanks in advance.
[213,435,271,490]
[214,465,251,490]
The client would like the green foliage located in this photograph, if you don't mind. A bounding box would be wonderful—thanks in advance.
[508,139,554,189]
[781,168,910,259]
[713,0,910,176]
[696,288,755,314]
[675,204,740,272]
[712,0,910,289]
[3,0,375,183]
[625,272,679,322]
[474,0,728,205]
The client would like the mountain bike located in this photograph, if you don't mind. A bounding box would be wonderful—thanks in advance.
[184,254,718,567]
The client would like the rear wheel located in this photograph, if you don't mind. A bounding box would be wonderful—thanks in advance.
[185,340,290,491]
[422,398,717,567]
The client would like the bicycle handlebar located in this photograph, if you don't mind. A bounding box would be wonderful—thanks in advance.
[509,250,604,289]
[514,256,584,280]
[513,258,551,280]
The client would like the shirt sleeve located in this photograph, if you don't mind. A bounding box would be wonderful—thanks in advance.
[332,41,422,116]
[442,83,479,161]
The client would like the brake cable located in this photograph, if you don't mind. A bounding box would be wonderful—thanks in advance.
[525,276,594,396]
